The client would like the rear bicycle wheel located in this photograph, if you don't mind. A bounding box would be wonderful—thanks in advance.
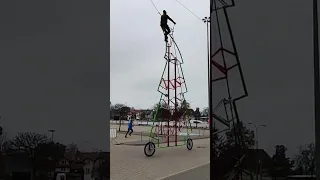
[186,138,193,150]
[144,141,156,157]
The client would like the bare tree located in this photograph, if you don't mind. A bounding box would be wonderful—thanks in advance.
[10,132,48,152]
[10,132,49,180]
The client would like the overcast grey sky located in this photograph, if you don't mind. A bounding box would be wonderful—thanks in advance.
[111,0,315,157]
[111,0,210,110]
[0,1,110,151]
[210,0,315,157]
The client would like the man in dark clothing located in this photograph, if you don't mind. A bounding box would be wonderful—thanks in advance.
[160,10,176,42]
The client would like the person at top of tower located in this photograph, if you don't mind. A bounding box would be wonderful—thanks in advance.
[160,10,176,42]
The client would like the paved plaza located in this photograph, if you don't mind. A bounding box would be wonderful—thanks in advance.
[110,125,210,180]
[160,163,210,180]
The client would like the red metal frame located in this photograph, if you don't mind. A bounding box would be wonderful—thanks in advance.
[155,31,188,146]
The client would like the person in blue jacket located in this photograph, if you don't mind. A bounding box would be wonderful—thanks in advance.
[125,118,133,138]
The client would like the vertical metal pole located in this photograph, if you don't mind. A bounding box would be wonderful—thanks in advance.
[167,42,170,147]
[256,126,259,149]
[206,20,210,113]
[202,17,211,119]
[255,125,259,180]
[174,53,178,146]
[49,129,55,142]
[209,2,214,177]
[313,0,320,178]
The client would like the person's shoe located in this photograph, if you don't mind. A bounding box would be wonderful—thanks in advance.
[129,134,131,136]
[125,136,127,138]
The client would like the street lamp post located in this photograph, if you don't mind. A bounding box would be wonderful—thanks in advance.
[202,17,213,159]
[313,0,320,179]
[204,15,214,176]
[202,17,211,111]
[248,122,266,180]
[248,123,266,149]
[48,129,55,142]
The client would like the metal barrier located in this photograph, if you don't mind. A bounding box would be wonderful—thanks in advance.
[110,128,118,144]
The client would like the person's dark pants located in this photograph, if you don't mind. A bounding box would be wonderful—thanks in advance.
[161,24,171,41]
[125,128,133,137]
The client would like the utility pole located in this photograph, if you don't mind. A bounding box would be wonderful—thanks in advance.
[202,17,211,112]
[202,17,213,161]
[48,129,55,142]
[248,122,266,180]
[248,123,266,149]
[207,9,214,177]
[313,0,320,179]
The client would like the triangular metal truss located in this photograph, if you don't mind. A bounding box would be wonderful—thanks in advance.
[149,28,192,147]
[210,0,251,179]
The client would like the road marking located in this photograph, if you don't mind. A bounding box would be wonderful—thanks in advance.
[155,162,210,180]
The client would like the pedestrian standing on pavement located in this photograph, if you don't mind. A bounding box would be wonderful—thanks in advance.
[125,118,133,138]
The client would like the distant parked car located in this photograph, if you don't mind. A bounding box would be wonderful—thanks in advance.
[190,120,202,124]
[189,120,207,128]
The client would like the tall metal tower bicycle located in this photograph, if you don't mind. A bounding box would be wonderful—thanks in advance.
[144,26,194,157]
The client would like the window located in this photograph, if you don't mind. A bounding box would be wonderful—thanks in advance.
[61,168,65,172]
[85,168,91,174]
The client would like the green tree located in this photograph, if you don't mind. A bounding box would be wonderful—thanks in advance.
[202,107,209,117]
[111,103,130,118]
[185,109,195,119]
[222,121,255,151]
[152,102,167,110]
[110,103,124,120]
[156,108,171,122]
[294,143,315,176]
[120,106,130,119]
[111,103,130,131]
[175,100,191,120]
[194,107,201,120]
[180,100,190,110]
[212,126,225,158]
[152,100,193,122]
[152,102,170,121]
[140,111,146,120]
